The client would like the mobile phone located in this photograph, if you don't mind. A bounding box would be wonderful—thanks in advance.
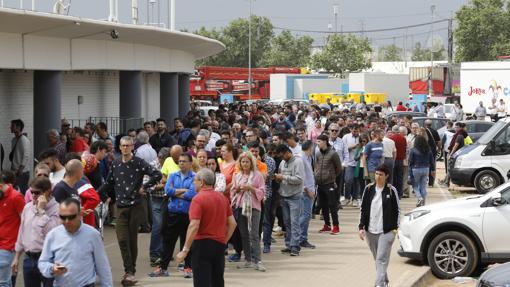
[56,265,66,270]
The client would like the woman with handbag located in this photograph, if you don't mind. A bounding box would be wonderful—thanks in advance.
[408,135,436,207]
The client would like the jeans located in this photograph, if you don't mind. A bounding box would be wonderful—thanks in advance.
[237,209,262,263]
[192,239,226,287]
[115,203,144,275]
[318,183,339,226]
[393,160,404,198]
[383,158,395,185]
[281,193,303,249]
[412,167,429,200]
[149,197,164,259]
[344,166,358,200]
[23,255,53,287]
[299,193,314,243]
[366,231,396,287]
[14,171,29,195]
[0,250,14,287]
[160,213,191,270]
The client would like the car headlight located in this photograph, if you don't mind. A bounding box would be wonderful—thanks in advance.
[405,210,430,221]
[454,155,464,168]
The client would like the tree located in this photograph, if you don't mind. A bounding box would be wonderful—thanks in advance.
[260,30,313,67]
[454,0,510,62]
[194,15,274,67]
[411,42,446,61]
[309,34,372,75]
[378,44,403,61]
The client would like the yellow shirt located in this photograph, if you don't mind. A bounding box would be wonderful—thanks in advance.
[161,157,180,176]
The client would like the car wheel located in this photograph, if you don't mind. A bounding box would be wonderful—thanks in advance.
[436,150,443,161]
[427,231,478,279]
[474,170,501,194]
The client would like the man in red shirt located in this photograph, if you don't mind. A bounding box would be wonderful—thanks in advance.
[389,125,408,198]
[69,127,89,154]
[176,169,237,287]
[395,101,407,112]
[0,173,25,286]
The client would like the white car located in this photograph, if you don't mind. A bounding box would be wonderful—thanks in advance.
[398,182,510,279]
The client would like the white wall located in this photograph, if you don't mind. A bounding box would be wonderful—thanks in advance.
[142,72,161,121]
[294,78,346,99]
[269,74,288,100]
[0,70,33,171]
[349,73,409,104]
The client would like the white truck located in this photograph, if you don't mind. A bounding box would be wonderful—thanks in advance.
[461,61,510,116]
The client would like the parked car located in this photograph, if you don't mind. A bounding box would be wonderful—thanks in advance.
[477,262,510,287]
[449,119,506,193]
[398,180,510,279]
[413,117,449,132]
[386,111,426,121]
[438,120,494,144]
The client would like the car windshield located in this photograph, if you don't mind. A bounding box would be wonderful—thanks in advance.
[444,105,453,113]
[478,121,508,145]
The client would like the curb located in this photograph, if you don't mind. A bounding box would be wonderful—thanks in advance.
[410,268,432,287]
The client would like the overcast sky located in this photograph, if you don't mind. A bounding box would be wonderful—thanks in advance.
[4,0,470,48]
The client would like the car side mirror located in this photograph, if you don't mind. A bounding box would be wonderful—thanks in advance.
[491,197,507,207]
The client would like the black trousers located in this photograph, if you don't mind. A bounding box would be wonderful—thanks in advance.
[318,183,339,226]
[393,160,404,198]
[192,239,226,287]
[160,213,191,270]
[228,208,243,254]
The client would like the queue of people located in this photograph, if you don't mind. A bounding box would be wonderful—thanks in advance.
[0,99,478,287]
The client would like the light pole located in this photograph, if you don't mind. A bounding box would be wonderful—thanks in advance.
[333,4,339,34]
[429,4,436,98]
[248,0,253,101]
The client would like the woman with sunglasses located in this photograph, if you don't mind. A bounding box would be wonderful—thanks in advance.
[206,157,226,193]
[23,163,51,203]
[354,134,370,199]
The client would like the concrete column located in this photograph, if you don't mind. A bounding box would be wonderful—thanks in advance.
[119,71,142,133]
[160,72,179,128]
[178,73,190,118]
[33,70,61,158]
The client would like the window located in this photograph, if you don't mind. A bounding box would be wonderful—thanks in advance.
[493,127,510,155]
[500,187,510,204]
[476,123,493,133]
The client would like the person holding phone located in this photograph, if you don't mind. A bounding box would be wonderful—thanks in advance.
[38,198,113,287]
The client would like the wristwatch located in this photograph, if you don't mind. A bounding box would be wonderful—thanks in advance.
[182,247,190,253]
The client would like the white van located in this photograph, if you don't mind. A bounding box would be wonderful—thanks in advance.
[450,117,510,193]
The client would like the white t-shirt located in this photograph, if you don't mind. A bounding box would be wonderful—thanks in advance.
[50,168,65,186]
[382,137,396,158]
[369,185,384,234]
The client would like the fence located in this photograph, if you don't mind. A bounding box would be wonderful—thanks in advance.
[65,117,145,136]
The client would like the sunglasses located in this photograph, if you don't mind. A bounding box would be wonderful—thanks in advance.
[31,189,43,195]
[59,214,78,221]
[36,173,49,177]
[330,129,339,132]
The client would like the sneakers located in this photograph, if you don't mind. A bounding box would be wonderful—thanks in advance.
[416,199,426,207]
[343,199,352,206]
[121,273,139,286]
[263,245,271,253]
[300,240,316,249]
[281,248,291,254]
[178,262,185,271]
[150,257,161,267]
[148,268,169,277]
[330,225,340,235]
[228,253,241,262]
[255,261,266,272]
[183,267,193,278]
[273,226,282,232]
[237,261,254,269]
[319,224,331,233]
[290,248,300,256]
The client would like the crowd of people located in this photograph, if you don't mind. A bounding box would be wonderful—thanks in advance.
[0,98,478,287]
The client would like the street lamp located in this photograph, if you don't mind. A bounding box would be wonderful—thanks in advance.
[429,4,436,98]
[248,0,252,101]
[333,4,339,34]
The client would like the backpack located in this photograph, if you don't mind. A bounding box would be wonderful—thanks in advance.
[464,136,473,146]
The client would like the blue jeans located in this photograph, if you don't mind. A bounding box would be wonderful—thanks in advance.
[344,166,358,200]
[299,193,314,243]
[281,193,303,249]
[412,167,429,200]
[0,250,14,287]
[149,197,164,259]
[23,255,53,287]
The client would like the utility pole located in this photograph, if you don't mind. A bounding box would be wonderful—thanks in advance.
[404,28,408,66]
[429,4,436,98]
[248,0,253,101]
[333,4,339,34]
[360,20,365,37]
[448,17,453,63]
[169,0,176,31]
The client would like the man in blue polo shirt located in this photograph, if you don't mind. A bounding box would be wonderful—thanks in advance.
[363,129,384,183]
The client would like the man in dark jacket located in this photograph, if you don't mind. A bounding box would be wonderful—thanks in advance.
[314,134,342,235]
[149,118,177,153]
[358,164,400,287]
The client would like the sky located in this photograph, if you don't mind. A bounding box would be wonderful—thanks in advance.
[3,0,470,50]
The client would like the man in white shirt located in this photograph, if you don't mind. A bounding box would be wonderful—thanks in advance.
[497,99,507,121]
[39,149,66,185]
[382,130,396,185]
[435,103,445,118]
[474,101,487,120]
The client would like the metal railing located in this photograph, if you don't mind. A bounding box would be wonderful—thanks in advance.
[65,117,144,136]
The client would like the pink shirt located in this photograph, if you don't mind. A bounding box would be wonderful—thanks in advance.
[231,171,265,211]
[15,198,60,253]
